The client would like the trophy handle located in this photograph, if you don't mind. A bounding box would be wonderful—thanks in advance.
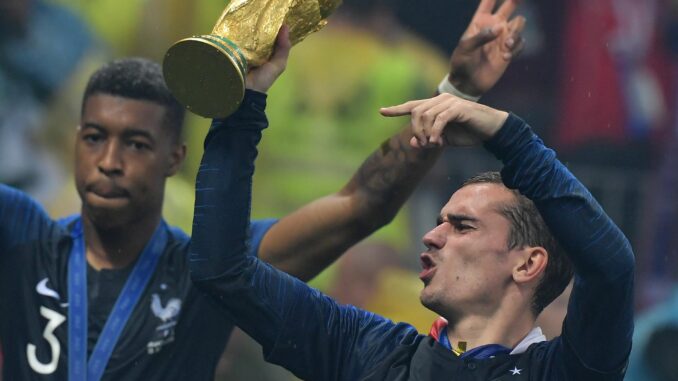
[163,35,248,119]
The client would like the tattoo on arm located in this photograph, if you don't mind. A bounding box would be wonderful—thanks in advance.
[353,131,441,213]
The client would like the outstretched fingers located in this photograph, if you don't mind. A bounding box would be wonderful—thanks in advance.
[504,15,526,59]
[496,0,519,20]
[475,0,497,16]
[459,23,503,53]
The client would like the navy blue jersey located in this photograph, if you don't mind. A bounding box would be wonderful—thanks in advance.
[0,182,276,378]
[190,103,635,381]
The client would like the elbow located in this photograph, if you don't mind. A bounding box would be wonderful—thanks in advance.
[188,241,250,283]
[594,239,636,286]
[190,253,256,297]
[616,236,636,281]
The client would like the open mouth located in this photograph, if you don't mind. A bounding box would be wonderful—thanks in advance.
[419,253,436,283]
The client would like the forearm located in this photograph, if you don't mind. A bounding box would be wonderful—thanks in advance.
[189,90,268,281]
[349,125,443,226]
[485,114,634,371]
[187,97,402,378]
[259,125,442,281]
[485,115,635,280]
[188,91,287,348]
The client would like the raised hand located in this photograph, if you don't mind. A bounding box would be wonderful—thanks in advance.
[245,26,292,93]
[447,0,525,97]
[380,93,508,148]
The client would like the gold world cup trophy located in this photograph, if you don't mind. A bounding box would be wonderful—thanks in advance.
[163,0,342,118]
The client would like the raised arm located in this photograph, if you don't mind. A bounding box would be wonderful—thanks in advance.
[258,0,526,281]
[381,93,635,377]
[189,28,423,380]
[189,90,419,381]
[486,115,634,377]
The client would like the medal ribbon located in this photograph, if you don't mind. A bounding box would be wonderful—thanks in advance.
[68,217,167,381]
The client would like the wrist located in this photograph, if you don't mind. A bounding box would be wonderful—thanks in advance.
[438,74,481,102]
[486,110,509,139]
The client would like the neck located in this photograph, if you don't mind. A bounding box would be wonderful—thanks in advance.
[444,299,536,352]
[82,212,161,270]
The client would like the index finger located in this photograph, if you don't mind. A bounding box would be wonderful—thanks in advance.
[380,99,428,117]
[474,0,497,16]
[496,0,518,20]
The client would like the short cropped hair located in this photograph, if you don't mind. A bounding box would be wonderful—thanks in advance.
[82,58,185,141]
[462,172,574,315]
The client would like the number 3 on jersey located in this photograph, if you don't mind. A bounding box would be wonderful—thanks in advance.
[27,306,66,374]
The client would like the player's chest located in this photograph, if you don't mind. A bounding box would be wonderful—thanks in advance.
[363,340,534,381]
[0,250,193,378]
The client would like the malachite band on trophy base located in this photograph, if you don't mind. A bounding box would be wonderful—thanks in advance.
[163,35,248,119]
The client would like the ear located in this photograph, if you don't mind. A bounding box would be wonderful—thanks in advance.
[512,246,548,285]
[166,143,187,177]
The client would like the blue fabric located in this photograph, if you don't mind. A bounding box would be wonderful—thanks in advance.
[190,112,635,380]
[0,183,54,254]
[0,0,95,99]
[0,182,276,379]
[68,218,169,381]
[486,114,635,373]
[460,344,511,360]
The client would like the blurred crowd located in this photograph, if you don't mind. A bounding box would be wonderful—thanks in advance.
[1,0,677,380]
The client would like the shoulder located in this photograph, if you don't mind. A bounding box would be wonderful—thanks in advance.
[249,218,277,248]
[520,337,627,381]
[162,224,191,263]
[1,184,49,216]
[0,185,65,248]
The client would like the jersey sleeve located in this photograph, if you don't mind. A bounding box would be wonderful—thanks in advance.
[0,184,54,255]
[249,218,277,257]
[188,91,419,380]
[485,114,635,377]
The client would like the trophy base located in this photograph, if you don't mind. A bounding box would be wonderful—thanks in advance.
[163,35,248,119]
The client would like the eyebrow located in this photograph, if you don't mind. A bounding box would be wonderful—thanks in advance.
[81,123,156,144]
[81,123,104,132]
[436,214,479,225]
[122,129,156,144]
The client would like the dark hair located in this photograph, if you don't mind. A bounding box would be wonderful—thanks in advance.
[462,171,574,316]
[82,57,185,141]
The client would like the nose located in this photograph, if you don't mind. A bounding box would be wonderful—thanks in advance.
[98,141,123,176]
[422,223,447,250]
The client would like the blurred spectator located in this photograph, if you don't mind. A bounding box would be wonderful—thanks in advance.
[626,287,678,381]
[636,0,678,310]
[553,0,672,164]
[0,0,101,203]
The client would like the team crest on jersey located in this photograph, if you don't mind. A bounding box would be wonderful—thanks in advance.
[147,289,182,354]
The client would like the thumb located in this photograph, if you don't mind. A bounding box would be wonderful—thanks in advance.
[458,23,503,52]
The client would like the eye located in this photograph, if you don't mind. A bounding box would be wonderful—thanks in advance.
[453,223,474,232]
[127,140,151,151]
[83,133,103,144]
